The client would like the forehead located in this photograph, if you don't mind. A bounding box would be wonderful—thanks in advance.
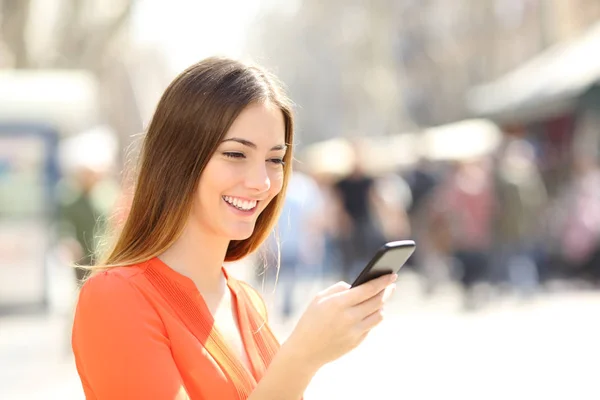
[223,102,286,146]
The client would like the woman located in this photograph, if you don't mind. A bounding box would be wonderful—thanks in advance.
[72,57,397,399]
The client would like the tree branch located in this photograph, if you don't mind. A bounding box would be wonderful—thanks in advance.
[78,0,134,69]
[0,0,32,67]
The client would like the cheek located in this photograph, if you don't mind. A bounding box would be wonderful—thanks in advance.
[196,163,226,206]
[269,169,285,195]
[200,159,238,192]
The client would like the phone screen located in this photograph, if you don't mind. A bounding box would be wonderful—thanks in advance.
[351,241,415,287]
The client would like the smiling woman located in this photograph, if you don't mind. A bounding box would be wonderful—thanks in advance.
[71,57,397,400]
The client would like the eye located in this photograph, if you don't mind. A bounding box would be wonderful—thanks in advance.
[268,158,285,166]
[223,152,245,159]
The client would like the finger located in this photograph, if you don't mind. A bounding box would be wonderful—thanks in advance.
[341,273,397,306]
[352,289,385,319]
[358,307,385,333]
[352,284,395,318]
[319,281,351,296]
[382,283,396,302]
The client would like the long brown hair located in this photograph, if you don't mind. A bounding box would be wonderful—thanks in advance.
[92,57,294,272]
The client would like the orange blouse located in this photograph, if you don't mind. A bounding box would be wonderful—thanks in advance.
[72,257,281,399]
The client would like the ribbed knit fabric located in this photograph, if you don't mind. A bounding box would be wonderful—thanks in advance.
[72,257,282,399]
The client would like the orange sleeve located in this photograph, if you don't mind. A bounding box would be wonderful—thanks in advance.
[72,272,189,400]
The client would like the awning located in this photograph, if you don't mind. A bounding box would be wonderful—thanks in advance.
[299,119,501,176]
[419,119,502,161]
[0,70,100,136]
[299,134,419,177]
[466,22,600,124]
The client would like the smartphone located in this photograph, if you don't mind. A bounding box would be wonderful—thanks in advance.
[350,240,416,288]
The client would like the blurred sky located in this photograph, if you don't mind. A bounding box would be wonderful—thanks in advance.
[130,0,266,71]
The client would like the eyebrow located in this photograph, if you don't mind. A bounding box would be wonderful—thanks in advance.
[221,137,287,151]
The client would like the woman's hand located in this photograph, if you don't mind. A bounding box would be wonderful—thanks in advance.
[284,273,397,369]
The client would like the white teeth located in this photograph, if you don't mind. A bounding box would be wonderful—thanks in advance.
[223,196,257,211]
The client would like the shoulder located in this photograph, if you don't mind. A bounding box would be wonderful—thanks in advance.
[82,264,147,292]
[363,176,375,187]
[75,264,151,316]
[73,263,164,345]
[334,179,346,189]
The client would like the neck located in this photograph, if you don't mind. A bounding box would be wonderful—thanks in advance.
[158,219,230,298]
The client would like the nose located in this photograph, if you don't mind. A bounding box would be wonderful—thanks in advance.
[245,162,271,193]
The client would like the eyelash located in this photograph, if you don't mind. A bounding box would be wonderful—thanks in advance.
[223,152,285,166]
[223,152,244,159]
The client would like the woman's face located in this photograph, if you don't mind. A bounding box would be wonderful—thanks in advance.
[192,102,287,241]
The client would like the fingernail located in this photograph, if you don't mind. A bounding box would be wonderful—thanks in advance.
[391,274,398,282]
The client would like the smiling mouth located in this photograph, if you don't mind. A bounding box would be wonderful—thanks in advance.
[222,196,259,211]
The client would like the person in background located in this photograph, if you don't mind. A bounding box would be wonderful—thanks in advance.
[555,154,600,285]
[266,163,326,319]
[333,142,387,282]
[57,127,120,284]
[493,138,547,295]
[372,170,412,241]
[430,159,495,310]
[404,155,442,290]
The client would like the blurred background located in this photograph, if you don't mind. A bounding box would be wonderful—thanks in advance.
[1,0,600,399]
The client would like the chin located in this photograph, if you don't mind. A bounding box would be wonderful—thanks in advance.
[229,233,253,241]
[227,227,255,241]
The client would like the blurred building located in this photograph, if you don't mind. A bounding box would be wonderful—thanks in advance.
[397,0,600,126]
[251,0,600,144]
[467,20,600,193]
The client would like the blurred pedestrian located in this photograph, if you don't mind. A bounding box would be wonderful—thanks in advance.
[555,154,600,284]
[57,126,119,284]
[431,159,495,309]
[265,164,326,319]
[333,142,387,282]
[493,138,547,295]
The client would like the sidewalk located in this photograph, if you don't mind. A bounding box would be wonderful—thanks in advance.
[0,314,82,399]
[0,253,83,399]
[2,260,599,399]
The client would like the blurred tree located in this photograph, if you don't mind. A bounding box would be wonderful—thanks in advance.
[0,0,144,165]
[250,0,600,133]
[0,0,134,69]
[248,0,416,145]
[0,0,31,67]
[393,0,600,125]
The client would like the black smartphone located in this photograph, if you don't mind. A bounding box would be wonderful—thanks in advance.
[350,240,416,288]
